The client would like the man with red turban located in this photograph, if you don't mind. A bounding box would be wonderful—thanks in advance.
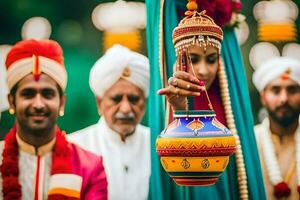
[1,39,107,199]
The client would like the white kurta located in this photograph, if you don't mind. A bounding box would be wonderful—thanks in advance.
[255,118,300,200]
[68,117,150,200]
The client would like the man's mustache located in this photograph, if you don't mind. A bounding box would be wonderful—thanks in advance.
[115,112,135,121]
[275,104,293,112]
[25,108,50,117]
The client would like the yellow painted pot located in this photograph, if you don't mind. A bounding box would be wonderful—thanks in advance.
[156,110,236,186]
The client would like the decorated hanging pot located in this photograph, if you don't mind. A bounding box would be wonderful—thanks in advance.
[156,0,237,187]
[156,110,236,186]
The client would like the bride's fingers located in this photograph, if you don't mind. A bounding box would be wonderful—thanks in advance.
[168,76,178,86]
[168,76,201,92]
[157,87,171,95]
[175,78,201,92]
[157,85,200,96]
[157,86,180,95]
[173,71,199,84]
[174,87,200,96]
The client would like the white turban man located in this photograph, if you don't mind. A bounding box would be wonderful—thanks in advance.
[68,44,150,200]
[253,56,300,199]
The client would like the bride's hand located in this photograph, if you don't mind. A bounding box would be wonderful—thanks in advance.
[157,71,202,110]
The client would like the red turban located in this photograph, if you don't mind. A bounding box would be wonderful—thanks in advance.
[5,39,67,91]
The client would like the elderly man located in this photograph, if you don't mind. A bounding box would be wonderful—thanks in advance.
[69,44,150,200]
[253,57,300,199]
[1,39,107,199]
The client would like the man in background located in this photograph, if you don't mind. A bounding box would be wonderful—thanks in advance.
[253,56,300,199]
[0,46,10,119]
[69,44,150,200]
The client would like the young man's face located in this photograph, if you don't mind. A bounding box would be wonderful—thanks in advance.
[97,79,146,138]
[261,77,300,126]
[9,73,65,134]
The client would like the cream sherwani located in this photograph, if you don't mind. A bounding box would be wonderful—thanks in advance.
[0,134,108,200]
[0,135,54,200]
[68,117,151,200]
[255,118,300,200]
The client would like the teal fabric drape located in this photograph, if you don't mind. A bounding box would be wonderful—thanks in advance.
[146,1,167,199]
[146,0,266,199]
[221,29,266,199]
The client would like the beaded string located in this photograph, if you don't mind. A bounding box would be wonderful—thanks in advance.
[218,59,248,199]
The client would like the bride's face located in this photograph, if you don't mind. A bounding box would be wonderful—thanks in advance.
[187,45,219,89]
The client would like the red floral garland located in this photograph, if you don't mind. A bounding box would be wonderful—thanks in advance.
[0,125,74,200]
[1,126,21,200]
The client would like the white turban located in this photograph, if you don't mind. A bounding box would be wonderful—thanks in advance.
[252,56,300,92]
[89,44,149,97]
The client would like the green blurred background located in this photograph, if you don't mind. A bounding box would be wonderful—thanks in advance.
[0,0,299,138]
[0,0,147,138]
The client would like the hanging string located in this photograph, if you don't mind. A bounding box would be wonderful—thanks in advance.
[218,58,249,199]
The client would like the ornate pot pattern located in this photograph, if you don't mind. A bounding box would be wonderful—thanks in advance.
[156,110,236,186]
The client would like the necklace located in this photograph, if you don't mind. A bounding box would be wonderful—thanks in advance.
[260,119,300,198]
[0,125,78,200]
